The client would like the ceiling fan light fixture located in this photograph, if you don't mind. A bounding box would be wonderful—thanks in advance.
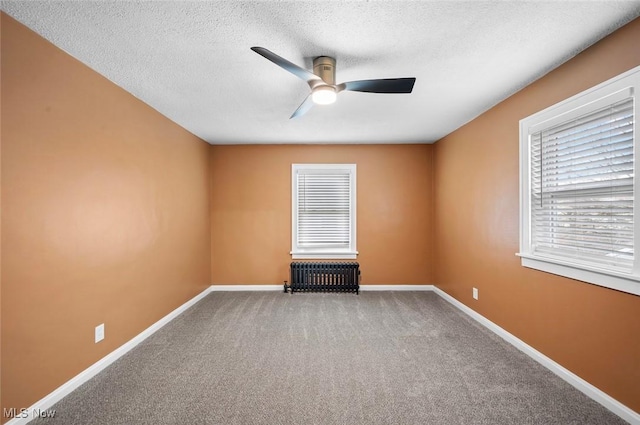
[311,86,337,105]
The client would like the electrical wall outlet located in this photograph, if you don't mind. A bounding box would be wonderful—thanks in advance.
[95,324,105,343]
[472,287,479,300]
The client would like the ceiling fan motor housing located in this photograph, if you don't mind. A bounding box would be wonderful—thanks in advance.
[313,56,336,85]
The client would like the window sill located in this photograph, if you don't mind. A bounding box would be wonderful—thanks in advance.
[517,253,640,297]
[291,251,358,260]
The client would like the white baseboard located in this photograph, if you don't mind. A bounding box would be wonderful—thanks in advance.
[209,284,434,292]
[432,286,639,425]
[5,287,212,425]
[210,284,283,291]
[360,284,434,291]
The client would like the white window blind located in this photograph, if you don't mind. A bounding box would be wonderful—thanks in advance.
[297,172,351,248]
[291,164,357,259]
[519,65,640,297]
[530,97,634,271]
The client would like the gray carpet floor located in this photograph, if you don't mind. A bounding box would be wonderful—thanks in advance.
[33,291,627,425]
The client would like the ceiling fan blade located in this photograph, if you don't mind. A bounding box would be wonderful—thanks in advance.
[338,78,416,94]
[251,47,321,84]
[290,94,314,119]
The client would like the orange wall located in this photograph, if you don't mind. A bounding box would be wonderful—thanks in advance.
[210,144,434,285]
[434,18,640,412]
[1,14,211,417]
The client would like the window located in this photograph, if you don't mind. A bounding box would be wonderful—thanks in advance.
[519,65,640,296]
[291,164,357,259]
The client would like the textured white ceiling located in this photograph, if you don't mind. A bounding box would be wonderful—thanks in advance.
[2,1,640,144]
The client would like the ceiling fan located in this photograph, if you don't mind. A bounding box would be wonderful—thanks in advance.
[251,47,416,119]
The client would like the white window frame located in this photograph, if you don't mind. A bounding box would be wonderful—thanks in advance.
[519,65,640,297]
[291,164,357,260]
